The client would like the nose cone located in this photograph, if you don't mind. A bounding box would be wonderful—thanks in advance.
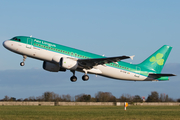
[3,40,10,49]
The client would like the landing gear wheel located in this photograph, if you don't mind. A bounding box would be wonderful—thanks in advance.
[20,62,25,66]
[70,76,77,82]
[82,75,89,81]
[20,55,27,66]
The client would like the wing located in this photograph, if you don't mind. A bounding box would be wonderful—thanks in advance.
[78,55,134,69]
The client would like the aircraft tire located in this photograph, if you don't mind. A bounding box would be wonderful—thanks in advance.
[20,62,25,66]
[82,75,89,81]
[70,76,77,82]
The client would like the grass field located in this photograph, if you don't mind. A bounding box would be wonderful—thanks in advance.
[0,106,180,120]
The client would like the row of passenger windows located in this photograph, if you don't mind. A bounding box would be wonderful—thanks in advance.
[109,63,131,70]
[34,43,131,71]
[34,43,90,59]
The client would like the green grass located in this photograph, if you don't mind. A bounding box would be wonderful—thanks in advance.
[0,106,180,120]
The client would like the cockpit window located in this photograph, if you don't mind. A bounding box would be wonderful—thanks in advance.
[11,37,21,42]
[11,37,17,40]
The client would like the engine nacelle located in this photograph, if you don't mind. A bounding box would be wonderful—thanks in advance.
[60,57,78,70]
[43,61,66,72]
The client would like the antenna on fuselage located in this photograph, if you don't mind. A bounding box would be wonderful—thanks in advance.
[30,35,32,37]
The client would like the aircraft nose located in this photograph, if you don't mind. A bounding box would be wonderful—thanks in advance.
[3,40,10,49]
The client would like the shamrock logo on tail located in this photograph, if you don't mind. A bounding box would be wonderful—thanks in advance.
[150,53,164,65]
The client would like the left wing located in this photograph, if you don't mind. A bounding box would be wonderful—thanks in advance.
[78,55,134,69]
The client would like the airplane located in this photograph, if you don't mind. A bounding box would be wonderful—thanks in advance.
[3,36,176,82]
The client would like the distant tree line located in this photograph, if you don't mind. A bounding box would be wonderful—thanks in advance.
[1,91,180,102]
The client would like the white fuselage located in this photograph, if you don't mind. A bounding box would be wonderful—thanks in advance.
[3,40,154,81]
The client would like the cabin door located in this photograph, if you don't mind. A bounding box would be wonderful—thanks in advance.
[135,66,141,78]
[26,38,33,49]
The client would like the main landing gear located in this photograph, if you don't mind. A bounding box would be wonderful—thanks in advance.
[70,70,89,82]
[20,55,27,66]
[82,75,89,81]
[70,71,77,82]
[82,69,89,81]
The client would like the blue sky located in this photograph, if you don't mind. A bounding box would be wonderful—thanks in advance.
[0,1,180,99]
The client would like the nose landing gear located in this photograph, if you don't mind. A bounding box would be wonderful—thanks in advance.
[20,55,27,66]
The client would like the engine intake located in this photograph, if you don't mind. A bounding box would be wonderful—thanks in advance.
[43,61,66,72]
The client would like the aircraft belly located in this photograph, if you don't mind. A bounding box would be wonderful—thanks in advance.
[97,65,147,81]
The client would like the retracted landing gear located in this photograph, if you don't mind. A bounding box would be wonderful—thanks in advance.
[70,70,77,82]
[20,55,27,66]
[82,69,89,81]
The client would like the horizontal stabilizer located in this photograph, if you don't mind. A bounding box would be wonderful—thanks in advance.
[149,73,176,78]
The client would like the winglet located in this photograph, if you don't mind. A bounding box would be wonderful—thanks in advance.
[130,55,135,60]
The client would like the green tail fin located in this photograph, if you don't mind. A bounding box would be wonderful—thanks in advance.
[138,45,172,73]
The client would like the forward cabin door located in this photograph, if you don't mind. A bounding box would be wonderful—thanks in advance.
[26,38,33,49]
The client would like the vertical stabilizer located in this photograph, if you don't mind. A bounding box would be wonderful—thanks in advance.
[138,45,172,73]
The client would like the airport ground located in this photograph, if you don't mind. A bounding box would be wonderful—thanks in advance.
[0,106,180,120]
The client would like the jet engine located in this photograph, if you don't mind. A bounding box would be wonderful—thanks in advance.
[43,61,66,72]
[60,57,78,70]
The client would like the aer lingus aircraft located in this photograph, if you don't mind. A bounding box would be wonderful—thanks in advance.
[3,36,176,82]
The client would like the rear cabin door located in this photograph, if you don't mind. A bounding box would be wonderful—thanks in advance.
[135,66,141,78]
